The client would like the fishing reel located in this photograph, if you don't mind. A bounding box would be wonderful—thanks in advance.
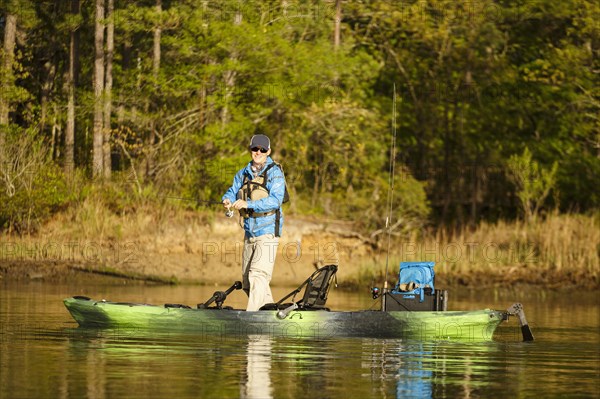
[371,287,380,299]
[225,208,234,218]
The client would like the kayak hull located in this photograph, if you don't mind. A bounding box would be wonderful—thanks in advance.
[63,297,505,341]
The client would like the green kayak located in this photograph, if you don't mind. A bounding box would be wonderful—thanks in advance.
[63,264,533,341]
[63,297,505,341]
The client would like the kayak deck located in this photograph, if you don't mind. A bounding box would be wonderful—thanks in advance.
[63,297,506,341]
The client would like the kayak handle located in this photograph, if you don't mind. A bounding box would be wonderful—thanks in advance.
[277,303,299,319]
[198,281,242,309]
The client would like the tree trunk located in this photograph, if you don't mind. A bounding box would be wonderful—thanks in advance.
[0,13,17,129]
[132,56,142,124]
[332,0,342,86]
[471,161,480,225]
[199,80,206,130]
[64,0,79,175]
[118,41,131,128]
[40,60,56,137]
[442,100,451,222]
[51,107,61,159]
[221,10,242,130]
[93,0,105,177]
[103,0,114,178]
[147,0,162,178]
[153,0,161,79]
[333,0,341,49]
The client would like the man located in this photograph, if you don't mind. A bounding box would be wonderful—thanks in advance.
[222,134,286,311]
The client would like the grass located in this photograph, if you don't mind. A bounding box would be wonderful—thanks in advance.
[2,185,598,290]
[344,211,600,289]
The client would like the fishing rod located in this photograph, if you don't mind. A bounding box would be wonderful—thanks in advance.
[167,196,234,217]
[382,83,398,311]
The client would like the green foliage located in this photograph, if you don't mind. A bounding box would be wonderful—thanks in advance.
[0,128,71,233]
[507,147,559,221]
[0,0,597,234]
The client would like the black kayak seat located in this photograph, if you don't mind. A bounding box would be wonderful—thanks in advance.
[260,264,338,311]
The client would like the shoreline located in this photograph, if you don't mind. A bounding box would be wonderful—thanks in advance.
[1,258,596,290]
[1,212,598,290]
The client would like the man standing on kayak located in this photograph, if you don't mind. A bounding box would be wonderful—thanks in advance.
[222,134,286,311]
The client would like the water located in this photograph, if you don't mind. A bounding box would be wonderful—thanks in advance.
[1,281,599,398]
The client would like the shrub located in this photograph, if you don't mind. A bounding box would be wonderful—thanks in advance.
[0,127,71,233]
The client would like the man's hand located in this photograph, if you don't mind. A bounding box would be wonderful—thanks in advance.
[232,199,248,210]
[223,199,232,209]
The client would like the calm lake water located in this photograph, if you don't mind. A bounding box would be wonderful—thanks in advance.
[0,280,598,399]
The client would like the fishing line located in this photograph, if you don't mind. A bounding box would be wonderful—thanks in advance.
[166,196,234,217]
[166,196,222,205]
[383,83,398,309]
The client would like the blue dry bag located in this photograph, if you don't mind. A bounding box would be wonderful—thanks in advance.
[392,262,435,302]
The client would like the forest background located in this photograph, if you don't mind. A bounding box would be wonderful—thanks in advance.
[0,0,598,288]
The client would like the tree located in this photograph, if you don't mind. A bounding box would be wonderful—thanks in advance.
[507,147,559,221]
[0,0,597,233]
[146,0,162,178]
[0,12,17,127]
[0,0,35,150]
[103,0,114,178]
[333,0,341,49]
[220,3,243,130]
[64,0,80,175]
[92,0,105,177]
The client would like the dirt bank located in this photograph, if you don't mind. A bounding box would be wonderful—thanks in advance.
[0,216,377,286]
[1,213,598,289]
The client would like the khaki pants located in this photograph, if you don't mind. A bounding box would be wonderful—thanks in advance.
[242,234,279,311]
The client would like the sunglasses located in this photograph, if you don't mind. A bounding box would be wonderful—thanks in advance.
[250,147,268,153]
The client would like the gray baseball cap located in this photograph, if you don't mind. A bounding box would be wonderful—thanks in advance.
[249,134,270,149]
